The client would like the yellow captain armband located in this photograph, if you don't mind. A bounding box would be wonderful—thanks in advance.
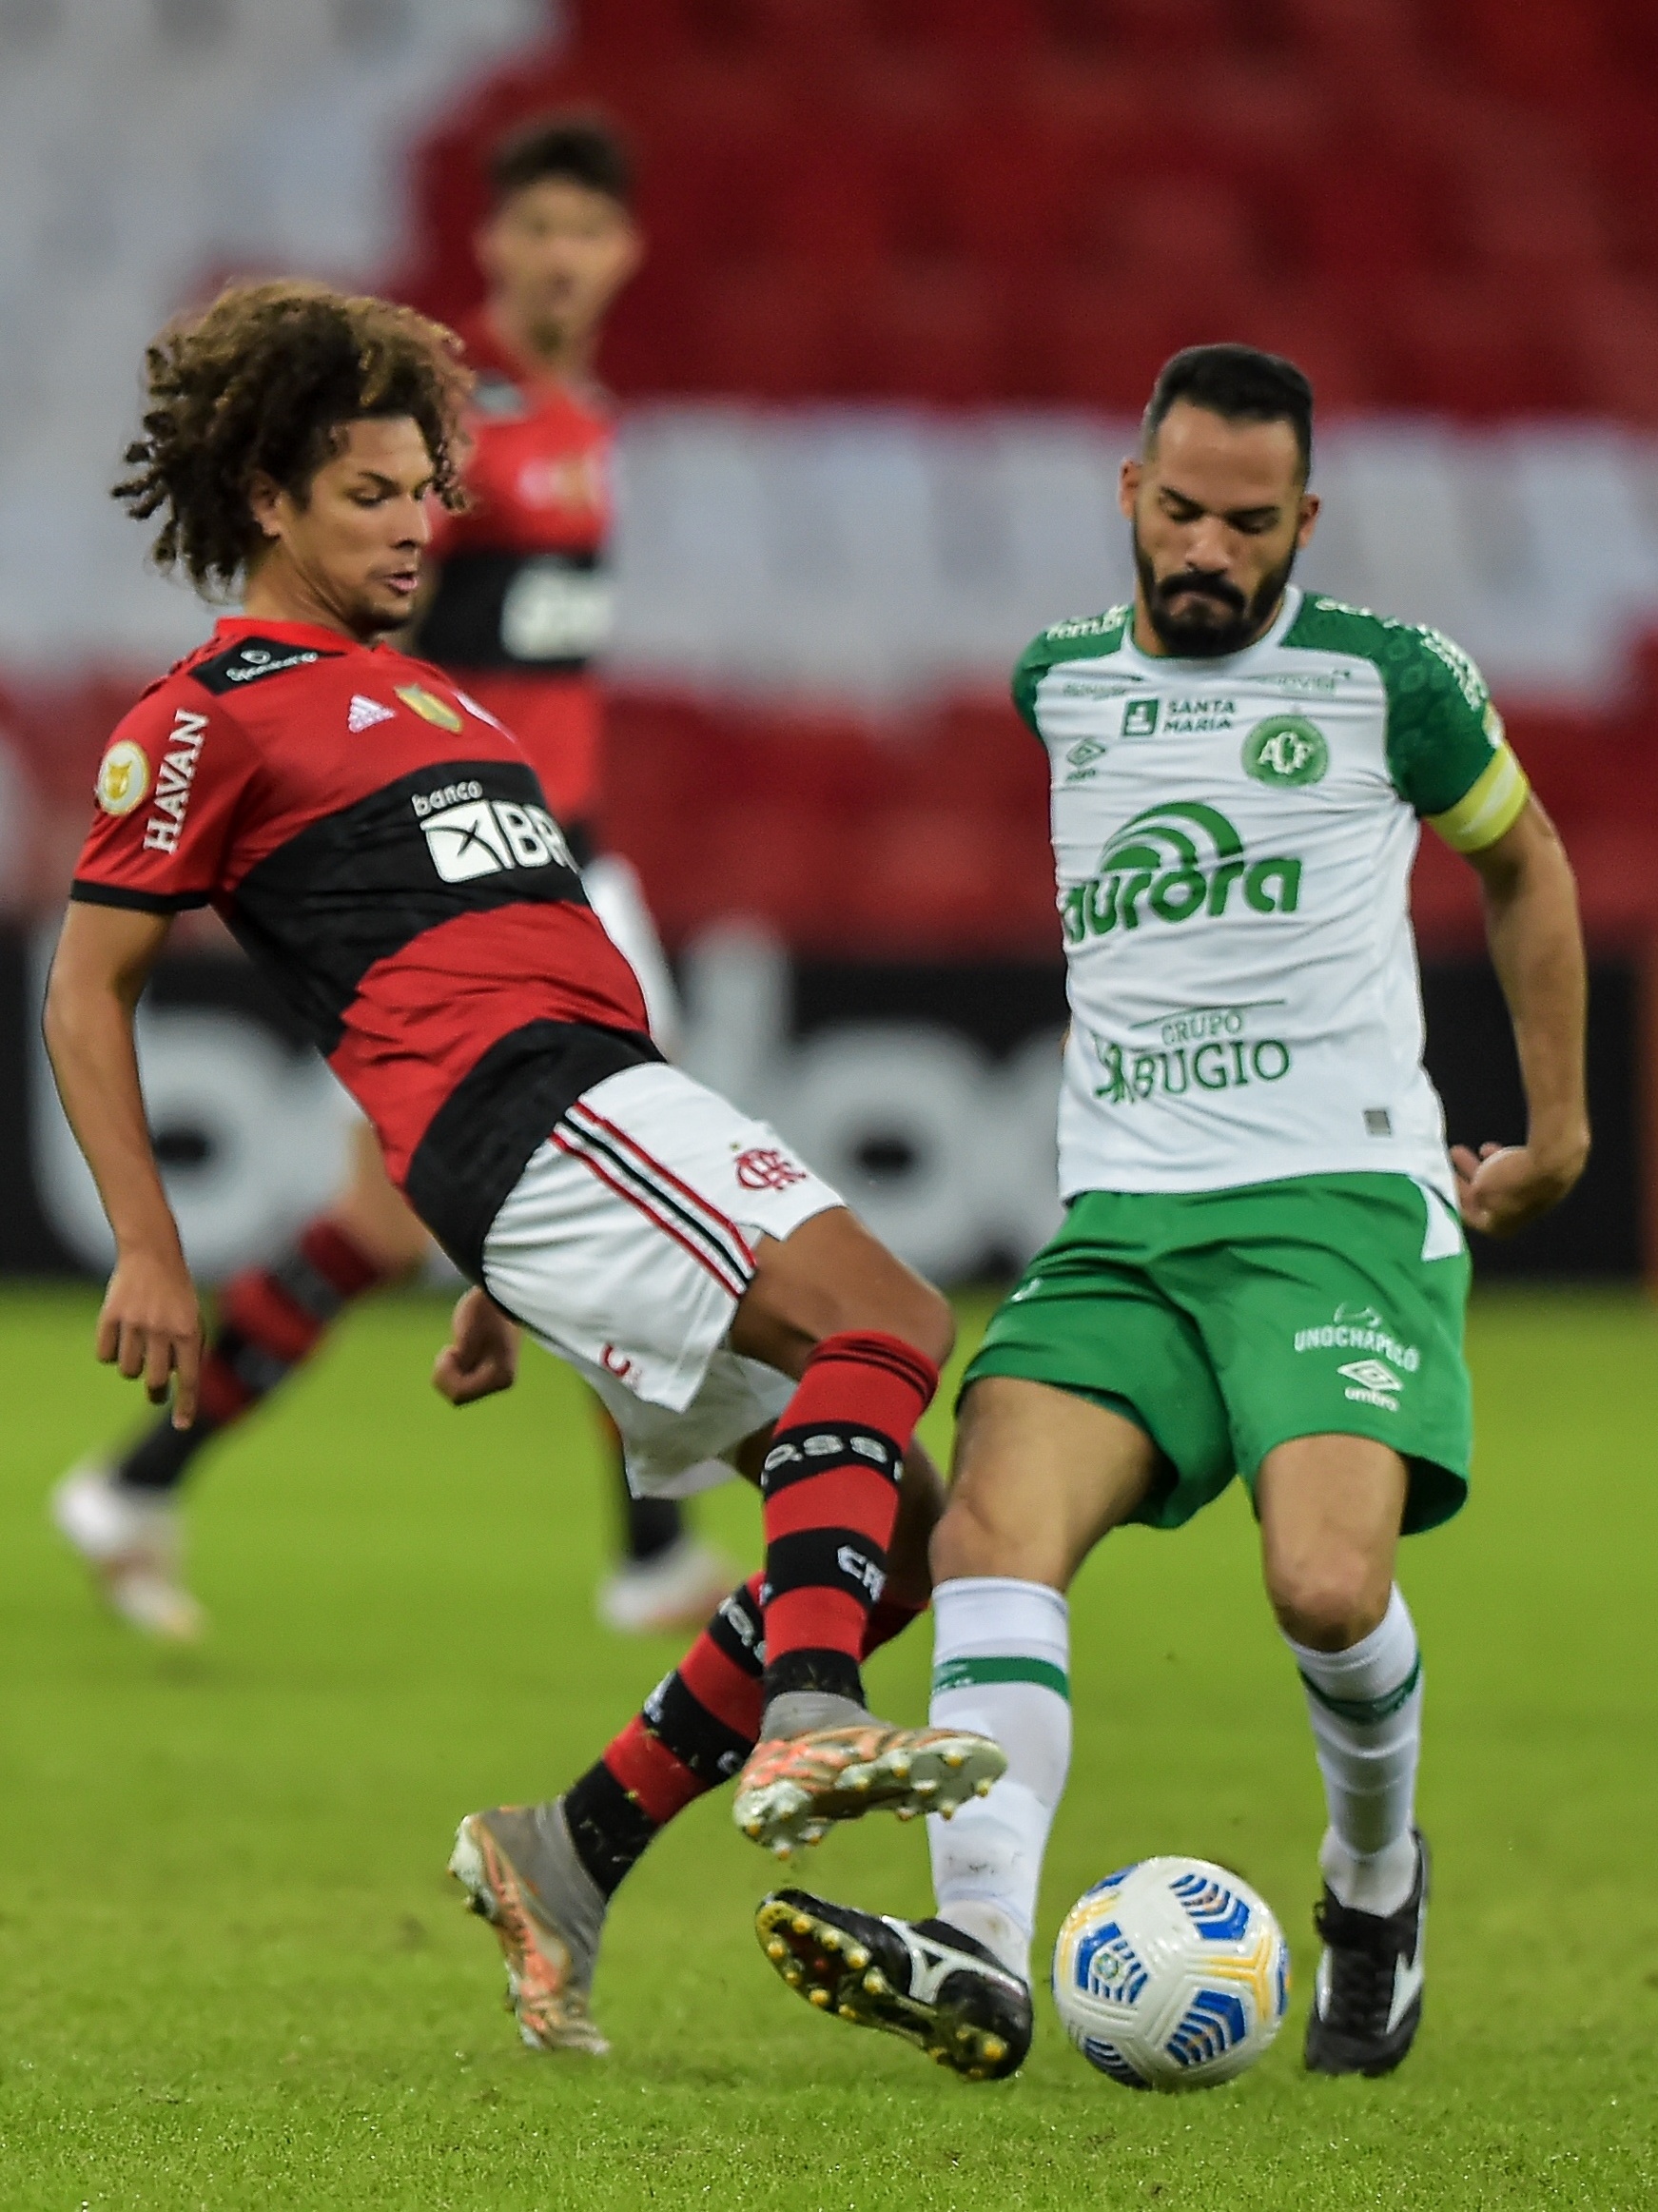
[1425,742,1531,853]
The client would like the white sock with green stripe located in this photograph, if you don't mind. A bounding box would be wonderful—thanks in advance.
[1288,1584,1423,1917]
[926,1576,1070,1983]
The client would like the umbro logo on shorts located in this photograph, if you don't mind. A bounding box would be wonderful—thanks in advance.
[1338,1357,1403,1409]
[411,790,576,883]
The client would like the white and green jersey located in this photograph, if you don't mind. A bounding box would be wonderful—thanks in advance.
[1014,586,1530,1206]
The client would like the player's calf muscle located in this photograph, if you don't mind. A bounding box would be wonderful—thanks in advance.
[730,1422,946,1607]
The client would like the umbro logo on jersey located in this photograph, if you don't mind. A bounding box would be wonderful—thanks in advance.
[412,789,575,884]
[347,695,395,733]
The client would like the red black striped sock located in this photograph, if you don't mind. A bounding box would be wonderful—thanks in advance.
[562,1576,927,1897]
[114,1219,394,1494]
[758,1331,938,1708]
[565,1575,767,1895]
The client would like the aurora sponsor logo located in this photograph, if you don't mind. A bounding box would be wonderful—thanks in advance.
[1059,802,1301,946]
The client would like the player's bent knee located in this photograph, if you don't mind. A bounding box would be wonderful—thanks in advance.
[1267,1555,1391,1652]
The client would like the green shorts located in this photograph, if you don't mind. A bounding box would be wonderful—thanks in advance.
[962,1173,1472,1536]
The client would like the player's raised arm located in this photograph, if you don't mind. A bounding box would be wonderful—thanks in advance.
[1453,796,1590,1237]
[43,902,204,1425]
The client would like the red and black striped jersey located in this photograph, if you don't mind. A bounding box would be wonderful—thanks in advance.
[70,616,657,1273]
[415,312,612,830]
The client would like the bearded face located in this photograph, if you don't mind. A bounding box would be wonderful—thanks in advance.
[1132,529,1301,658]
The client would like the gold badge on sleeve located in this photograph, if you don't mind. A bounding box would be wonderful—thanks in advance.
[95,738,151,816]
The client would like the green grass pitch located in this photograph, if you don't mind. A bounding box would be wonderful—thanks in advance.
[0,1282,1654,2210]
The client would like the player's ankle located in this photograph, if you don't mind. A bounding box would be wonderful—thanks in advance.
[935,1898,1031,1982]
[1318,1828,1417,1917]
[758,1689,873,1740]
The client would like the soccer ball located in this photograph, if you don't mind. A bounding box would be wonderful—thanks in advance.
[1051,1857,1290,2090]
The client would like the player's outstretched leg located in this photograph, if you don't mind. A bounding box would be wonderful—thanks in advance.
[450,1568,929,2050]
[1261,1442,1428,2077]
[1288,1584,1430,2076]
[722,1221,1007,1853]
[52,1212,404,1639]
[753,1889,1032,2082]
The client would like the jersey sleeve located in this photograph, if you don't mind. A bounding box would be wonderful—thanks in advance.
[71,686,255,912]
[1010,633,1053,739]
[1385,627,1531,852]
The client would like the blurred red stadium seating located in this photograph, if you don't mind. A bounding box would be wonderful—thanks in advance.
[391,0,1658,421]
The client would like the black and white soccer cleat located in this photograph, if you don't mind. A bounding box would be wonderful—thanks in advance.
[1304,1830,1430,2078]
[755,1888,1032,2082]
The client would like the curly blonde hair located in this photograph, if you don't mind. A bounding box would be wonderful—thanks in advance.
[114,280,472,595]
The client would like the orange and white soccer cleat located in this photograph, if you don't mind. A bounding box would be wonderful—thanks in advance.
[732,1720,1006,1857]
[448,1804,610,2054]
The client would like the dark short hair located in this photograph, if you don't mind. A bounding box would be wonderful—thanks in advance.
[1143,343,1315,481]
[488,111,634,210]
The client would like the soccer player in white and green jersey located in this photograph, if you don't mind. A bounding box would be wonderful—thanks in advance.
[755,344,1590,2082]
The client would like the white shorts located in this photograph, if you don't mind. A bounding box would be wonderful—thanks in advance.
[480,1062,841,1494]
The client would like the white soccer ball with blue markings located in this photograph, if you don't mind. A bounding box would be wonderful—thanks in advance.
[1052,1857,1289,2090]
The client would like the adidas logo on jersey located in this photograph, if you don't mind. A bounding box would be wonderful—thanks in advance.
[414,791,575,884]
[348,695,395,733]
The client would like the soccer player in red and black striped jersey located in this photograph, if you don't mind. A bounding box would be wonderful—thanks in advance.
[46,281,1005,2052]
[53,115,728,1643]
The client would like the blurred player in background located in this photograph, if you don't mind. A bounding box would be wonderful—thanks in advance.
[52,114,733,1643]
[760,346,1590,2082]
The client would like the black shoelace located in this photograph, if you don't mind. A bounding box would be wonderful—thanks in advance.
[1313,1893,1414,2038]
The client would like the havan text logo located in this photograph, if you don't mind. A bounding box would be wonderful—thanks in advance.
[142,710,208,853]
[1060,802,1301,947]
